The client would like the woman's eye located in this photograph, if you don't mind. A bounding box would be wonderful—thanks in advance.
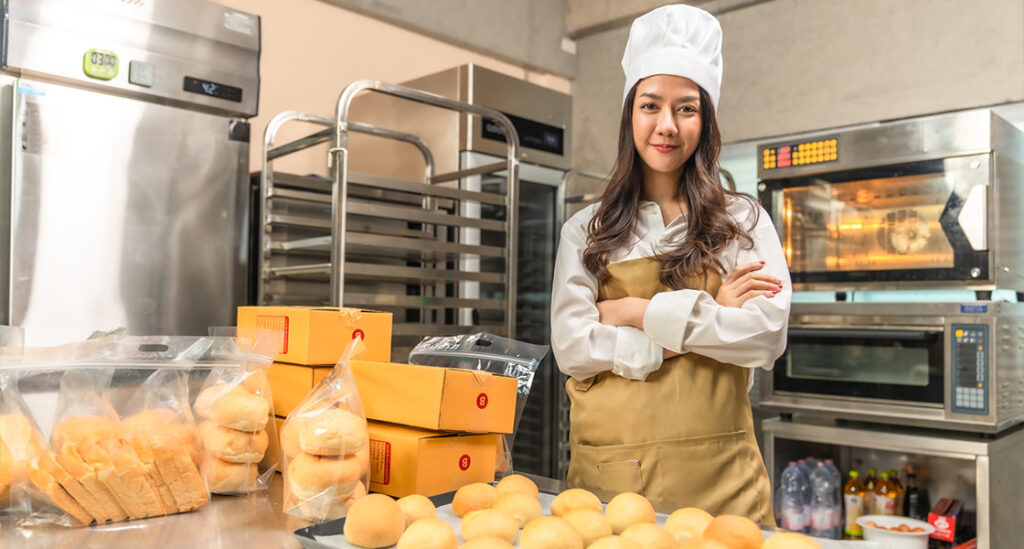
[639,103,657,111]
[678,105,698,114]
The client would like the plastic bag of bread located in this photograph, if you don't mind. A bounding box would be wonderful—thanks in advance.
[281,336,370,522]
[192,327,280,495]
[408,333,548,477]
[49,366,209,522]
[0,372,97,527]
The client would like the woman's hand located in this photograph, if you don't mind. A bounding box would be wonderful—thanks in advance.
[596,297,649,329]
[716,261,782,308]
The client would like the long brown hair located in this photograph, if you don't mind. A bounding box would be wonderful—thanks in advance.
[582,82,758,289]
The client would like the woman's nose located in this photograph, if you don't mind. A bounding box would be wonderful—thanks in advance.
[656,109,677,136]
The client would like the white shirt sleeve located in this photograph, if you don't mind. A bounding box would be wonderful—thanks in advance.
[550,208,664,381]
[641,202,792,371]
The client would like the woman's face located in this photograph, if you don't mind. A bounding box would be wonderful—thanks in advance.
[631,75,703,179]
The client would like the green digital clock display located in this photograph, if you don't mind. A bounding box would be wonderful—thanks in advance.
[83,49,119,80]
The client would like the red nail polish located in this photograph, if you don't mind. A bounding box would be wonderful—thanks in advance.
[759,260,765,264]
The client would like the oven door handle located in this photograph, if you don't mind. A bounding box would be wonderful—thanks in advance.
[788,327,939,341]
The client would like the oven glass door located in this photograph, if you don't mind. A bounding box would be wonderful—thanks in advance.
[774,327,944,404]
[760,155,989,284]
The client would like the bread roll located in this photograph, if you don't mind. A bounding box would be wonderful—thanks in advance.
[492,492,542,528]
[519,516,583,549]
[562,508,612,546]
[0,440,14,505]
[460,538,515,549]
[588,537,642,549]
[701,515,763,549]
[287,452,361,499]
[286,480,366,522]
[397,517,457,549]
[343,493,405,548]
[280,416,305,459]
[193,385,229,419]
[200,421,268,463]
[202,457,258,494]
[605,492,655,534]
[298,408,366,457]
[550,488,601,517]
[461,509,519,544]
[665,507,713,543]
[496,473,539,498]
[452,482,499,517]
[619,523,676,549]
[212,388,269,432]
[761,532,821,549]
[396,493,436,527]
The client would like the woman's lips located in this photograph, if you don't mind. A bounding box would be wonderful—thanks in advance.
[652,144,678,153]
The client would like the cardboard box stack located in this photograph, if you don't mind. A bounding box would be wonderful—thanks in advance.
[236,306,393,471]
[349,360,517,498]
[237,306,518,499]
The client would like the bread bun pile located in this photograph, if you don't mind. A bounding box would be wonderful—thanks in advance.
[282,407,369,521]
[194,376,272,495]
[0,410,209,525]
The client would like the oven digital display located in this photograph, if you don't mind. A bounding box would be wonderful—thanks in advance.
[761,137,838,170]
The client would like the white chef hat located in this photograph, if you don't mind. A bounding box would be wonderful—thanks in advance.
[621,4,723,110]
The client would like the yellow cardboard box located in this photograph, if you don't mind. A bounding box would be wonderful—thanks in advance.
[367,421,497,498]
[237,306,392,365]
[266,362,333,417]
[350,360,516,434]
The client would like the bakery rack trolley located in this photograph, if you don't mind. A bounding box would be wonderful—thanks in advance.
[258,80,521,359]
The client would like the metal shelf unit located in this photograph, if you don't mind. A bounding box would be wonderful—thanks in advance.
[257,81,520,359]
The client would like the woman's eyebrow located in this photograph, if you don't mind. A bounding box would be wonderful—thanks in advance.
[639,92,662,100]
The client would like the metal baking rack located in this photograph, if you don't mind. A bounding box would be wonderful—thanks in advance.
[257,80,520,360]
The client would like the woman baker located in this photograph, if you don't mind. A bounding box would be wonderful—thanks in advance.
[551,4,791,524]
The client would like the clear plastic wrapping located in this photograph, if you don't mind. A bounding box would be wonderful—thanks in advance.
[408,333,549,477]
[0,329,278,527]
[281,338,370,522]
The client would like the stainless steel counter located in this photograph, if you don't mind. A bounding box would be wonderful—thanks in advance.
[1,474,309,549]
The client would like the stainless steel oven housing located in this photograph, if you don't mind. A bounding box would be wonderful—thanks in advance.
[757,109,1024,292]
[760,301,1024,433]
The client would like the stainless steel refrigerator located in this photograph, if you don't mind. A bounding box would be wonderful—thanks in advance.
[0,0,260,345]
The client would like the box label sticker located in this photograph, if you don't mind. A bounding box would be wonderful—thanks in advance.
[458,454,471,471]
[370,439,391,485]
[352,328,365,341]
[255,315,289,353]
[477,393,488,409]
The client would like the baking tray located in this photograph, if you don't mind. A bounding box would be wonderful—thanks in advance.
[293,489,876,549]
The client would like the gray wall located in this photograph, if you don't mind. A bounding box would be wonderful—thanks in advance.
[322,0,575,78]
[573,0,1024,175]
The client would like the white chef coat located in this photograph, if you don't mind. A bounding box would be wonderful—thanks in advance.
[550,196,792,388]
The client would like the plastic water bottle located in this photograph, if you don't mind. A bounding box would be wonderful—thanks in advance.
[824,460,844,538]
[809,462,837,538]
[779,461,809,533]
[797,459,815,527]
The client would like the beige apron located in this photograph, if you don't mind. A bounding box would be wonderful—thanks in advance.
[566,257,774,525]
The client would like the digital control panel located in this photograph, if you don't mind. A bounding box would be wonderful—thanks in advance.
[183,76,243,103]
[760,137,838,170]
[951,324,989,415]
